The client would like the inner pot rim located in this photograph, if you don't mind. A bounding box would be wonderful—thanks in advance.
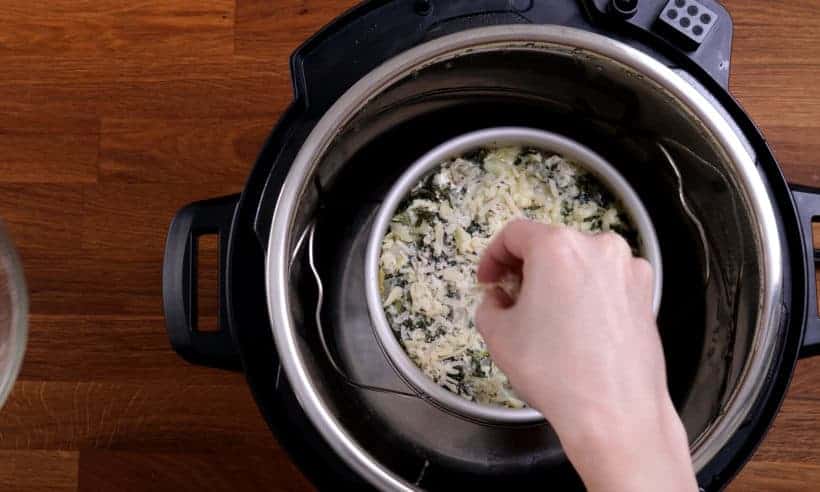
[266,25,784,491]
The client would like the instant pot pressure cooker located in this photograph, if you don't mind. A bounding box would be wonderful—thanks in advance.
[162,1,820,490]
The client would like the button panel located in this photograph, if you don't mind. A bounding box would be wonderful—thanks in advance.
[657,0,717,50]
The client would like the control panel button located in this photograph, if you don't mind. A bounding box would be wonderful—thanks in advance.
[657,0,717,50]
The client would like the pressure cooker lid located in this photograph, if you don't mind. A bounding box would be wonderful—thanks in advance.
[267,26,784,490]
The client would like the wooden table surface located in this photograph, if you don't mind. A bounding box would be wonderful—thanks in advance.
[0,0,818,490]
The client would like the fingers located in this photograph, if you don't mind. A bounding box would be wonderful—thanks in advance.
[597,231,632,259]
[630,257,656,311]
[477,219,544,283]
[631,257,654,289]
[475,286,513,336]
[485,285,515,309]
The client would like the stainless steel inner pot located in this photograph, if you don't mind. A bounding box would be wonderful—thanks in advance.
[267,25,783,491]
[365,126,664,424]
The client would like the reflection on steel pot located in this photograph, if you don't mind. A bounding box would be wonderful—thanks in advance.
[162,2,820,491]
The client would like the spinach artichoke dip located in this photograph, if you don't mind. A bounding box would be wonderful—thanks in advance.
[378,146,634,408]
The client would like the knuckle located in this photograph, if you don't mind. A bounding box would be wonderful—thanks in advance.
[509,217,533,230]
[541,225,575,246]
[599,231,630,255]
[538,231,575,263]
[508,218,537,240]
[518,223,559,258]
[632,257,654,284]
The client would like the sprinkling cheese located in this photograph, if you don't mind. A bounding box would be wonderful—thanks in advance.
[380,146,635,408]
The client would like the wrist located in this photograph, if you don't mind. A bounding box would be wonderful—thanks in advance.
[553,398,697,492]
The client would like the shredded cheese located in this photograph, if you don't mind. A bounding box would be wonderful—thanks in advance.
[379,146,634,408]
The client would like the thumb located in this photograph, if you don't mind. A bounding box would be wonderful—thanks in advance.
[475,286,513,337]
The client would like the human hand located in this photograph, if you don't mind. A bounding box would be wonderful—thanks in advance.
[475,220,696,492]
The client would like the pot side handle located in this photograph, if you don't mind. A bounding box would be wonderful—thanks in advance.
[162,194,242,370]
[790,184,820,358]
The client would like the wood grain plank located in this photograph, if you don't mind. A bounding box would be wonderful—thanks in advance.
[763,126,820,187]
[19,316,227,385]
[9,183,241,316]
[787,357,820,402]
[0,182,246,316]
[0,114,99,184]
[726,0,820,66]
[77,450,312,492]
[81,183,244,256]
[18,184,244,316]
[1,56,287,85]
[741,398,820,465]
[0,185,84,251]
[21,255,103,316]
[98,117,274,183]
[0,450,79,492]
[78,183,240,314]
[730,66,820,131]
[729,461,820,492]
[235,0,359,57]
[0,0,234,59]
[0,76,288,123]
[0,381,271,453]
[0,186,87,314]
[727,0,820,189]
